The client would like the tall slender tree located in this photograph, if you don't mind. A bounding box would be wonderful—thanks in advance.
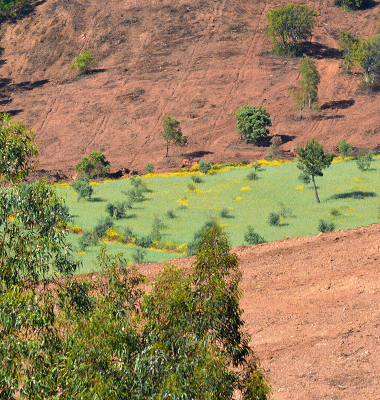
[299,55,320,109]
[161,115,187,157]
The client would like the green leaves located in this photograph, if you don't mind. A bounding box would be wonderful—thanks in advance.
[75,150,110,179]
[235,105,272,144]
[0,113,38,184]
[69,50,96,76]
[161,116,187,157]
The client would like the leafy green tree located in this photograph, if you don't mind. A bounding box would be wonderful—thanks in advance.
[144,162,154,173]
[75,150,110,179]
[235,105,272,144]
[161,115,187,157]
[356,150,373,171]
[266,3,318,55]
[338,138,353,159]
[353,34,380,87]
[244,226,265,245]
[297,138,334,203]
[299,55,320,109]
[199,158,211,174]
[334,0,370,10]
[339,31,359,72]
[73,175,93,201]
[0,113,38,184]
[70,50,96,76]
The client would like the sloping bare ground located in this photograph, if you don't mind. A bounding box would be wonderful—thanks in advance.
[0,0,380,178]
[137,223,380,399]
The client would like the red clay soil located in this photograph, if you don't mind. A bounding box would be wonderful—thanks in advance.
[137,223,380,399]
[1,0,380,179]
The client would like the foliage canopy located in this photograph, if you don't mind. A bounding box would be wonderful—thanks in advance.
[75,150,110,179]
[161,115,187,157]
[235,105,272,144]
[70,50,96,76]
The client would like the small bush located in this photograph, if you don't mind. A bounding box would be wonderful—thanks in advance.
[220,208,233,219]
[187,183,196,191]
[70,50,96,76]
[144,163,154,173]
[318,219,335,233]
[114,202,127,219]
[93,217,114,239]
[338,139,353,159]
[132,247,147,264]
[329,208,341,217]
[356,151,373,172]
[187,219,215,255]
[246,171,258,181]
[106,202,115,218]
[191,175,203,183]
[123,227,135,242]
[151,216,165,242]
[78,231,95,251]
[278,202,295,219]
[268,212,280,227]
[135,235,153,248]
[244,226,265,245]
[265,146,276,161]
[166,209,176,219]
[74,176,93,201]
[199,159,211,174]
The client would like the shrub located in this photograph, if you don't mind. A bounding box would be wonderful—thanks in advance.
[105,202,115,218]
[220,208,233,219]
[356,150,373,171]
[187,183,196,191]
[268,212,280,227]
[74,176,93,201]
[144,162,154,173]
[114,202,127,219]
[338,139,353,159]
[70,50,96,76]
[135,235,153,248]
[166,209,176,219]
[244,226,265,245]
[132,247,147,264]
[93,217,114,239]
[235,105,272,144]
[318,219,335,233]
[334,0,371,9]
[191,175,203,183]
[78,231,95,251]
[329,208,341,217]
[75,151,110,179]
[246,170,258,181]
[161,115,187,157]
[265,146,276,161]
[151,216,165,242]
[187,219,215,255]
[199,159,211,174]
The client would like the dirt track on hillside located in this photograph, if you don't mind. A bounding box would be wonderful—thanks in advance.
[137,223,380,399]
[1,0,380,179]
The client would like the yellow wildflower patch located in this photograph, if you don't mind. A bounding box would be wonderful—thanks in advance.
[68,224,83,234]
[89,181,99,185]
[234,197,242,201]
[241,186,251,191]
[53,182,71,187]
[354,178,364,182]
[295,186,304,190]
[177,198,189,206]
[105,228,125,242]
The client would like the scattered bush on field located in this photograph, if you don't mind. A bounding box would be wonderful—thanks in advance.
[329,208,341,217]
[144,162,154,173]
[220,207,234,219]
[74,176,93,201]
[75,151,110,179]
[318,219,335,233]
[132,247,147,264]
[199,159,211,174]
[235,105,272,144]
[93,216,114,239]
[244,226,266,245]
[191,175,203,183]
[268,212,281,227]
[70,50,96,76]
[356,150,373,171]
[338,138,353,159]
[166,209,176,219]
[78,231,96,251]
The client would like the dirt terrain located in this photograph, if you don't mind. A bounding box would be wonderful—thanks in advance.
[137,223,380,399]
[0,0,380,178]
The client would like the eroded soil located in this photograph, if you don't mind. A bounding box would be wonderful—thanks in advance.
[137,223,380,399]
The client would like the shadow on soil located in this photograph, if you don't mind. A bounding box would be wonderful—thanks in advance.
[0,78,49,93]
[321,99,355,110]
[329,191,377,200]
[303,42,342,60]
[183,150,214,158]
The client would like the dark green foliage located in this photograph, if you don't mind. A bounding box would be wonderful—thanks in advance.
[268,212,280,227]
[220,207,234,218]
[93,217,114,239]
[132,247,147,264]
[0,113,38,184]
[330,208,341,217]
[318,219,335,233]
[353,34,380,87]
[166,209,176,219]
[75,151,110,179]
[278,202,295,219]
[187,182,196,191]
[244,226,266,245]
[187,219,215,255]
[199,159,211,174]
[144,162,154,173]
[247,170,258,181]
[338,138,353,159]
[300,55,320,109]
[191,175,203,183]
[266,3,318,55]
[235,105,272,144]
[0,0,40,21]
[161,115,187,157]
[339,31,360,72]
[122,226,135,242]
[105,202,116,217]
[265,146,276,161]
[298,171,311,185]
[135,235,153,248]
[78,231,95,251]
[151,216,165,242]
[70,50,96,76]
[334,0,371,10]
[297,138,334,203]
[74,175,93,201]
[124,177,151,203]
[356,150,373,171]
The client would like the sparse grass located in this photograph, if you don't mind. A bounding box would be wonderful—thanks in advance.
[55,157,380,273]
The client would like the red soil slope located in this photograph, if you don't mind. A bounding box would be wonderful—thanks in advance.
[137,223,380,399]
[1,0,380,178]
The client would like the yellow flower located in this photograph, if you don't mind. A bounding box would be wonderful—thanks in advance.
[234,197,242,201]
[354,178,364,182]
[89,181,99,185]
[241,186,251,191]
[295,186,304,190]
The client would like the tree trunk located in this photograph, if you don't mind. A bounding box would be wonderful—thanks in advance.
[165,142,169,157]
[300,106,304,120]
[312,175,320,204]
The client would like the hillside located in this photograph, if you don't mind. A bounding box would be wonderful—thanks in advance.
[1,0,380,178]
[137,222,380,399]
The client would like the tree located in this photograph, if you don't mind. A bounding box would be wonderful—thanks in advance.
[339,31,359,72]
[266,3,318,55]
[353,34,380,87]
[337,138,353,159]
[0,113,38,184]
[70,50,96,76]
[75,150,110,179]
[73,175,93,201]
[235,105,272,144]
[199,159,211,174]
[297,138,334,203]
[161,115,187,157]
[334,0,371,10]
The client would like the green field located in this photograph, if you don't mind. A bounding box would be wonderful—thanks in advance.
[56,157,380,274]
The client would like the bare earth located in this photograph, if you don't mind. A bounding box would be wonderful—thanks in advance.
[138,223,380,399]
[1,0,380,178]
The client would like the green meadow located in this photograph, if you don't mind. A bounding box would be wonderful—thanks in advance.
[56,157,380,274]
